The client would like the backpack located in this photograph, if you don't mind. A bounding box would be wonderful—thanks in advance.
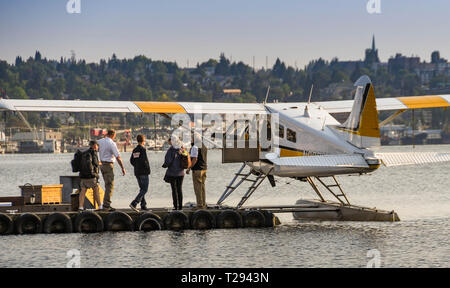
[179,150,191,169]
[71,149,83,172]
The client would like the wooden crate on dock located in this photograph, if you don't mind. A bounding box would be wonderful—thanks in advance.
[19,184,63,205]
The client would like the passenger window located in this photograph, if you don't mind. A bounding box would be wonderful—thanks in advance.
[266,120,271,141]
[278,124,285,138]
[287,128,296,143]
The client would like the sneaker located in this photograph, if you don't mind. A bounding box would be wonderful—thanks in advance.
[129,203,139,212]
[140,206,149,211]
[102,206,116,212]
[78,208,85,213]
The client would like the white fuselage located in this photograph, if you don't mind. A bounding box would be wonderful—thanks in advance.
[248,103,380,178]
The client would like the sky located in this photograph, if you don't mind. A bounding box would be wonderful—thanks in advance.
[1,0,449,68]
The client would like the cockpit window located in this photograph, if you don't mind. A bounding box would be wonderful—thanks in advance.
[287,128,296,143]
[278,124,285,138]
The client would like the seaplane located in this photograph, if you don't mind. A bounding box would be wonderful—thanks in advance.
[1,75,449,221]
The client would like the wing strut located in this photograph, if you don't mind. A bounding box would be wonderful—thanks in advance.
[379,109,407,127]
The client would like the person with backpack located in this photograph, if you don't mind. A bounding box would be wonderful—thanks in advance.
[129,134,151,212]
[78,140,101,212]
[162,136,190,210]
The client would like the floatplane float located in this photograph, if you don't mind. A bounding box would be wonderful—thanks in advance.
[1,76,450,222]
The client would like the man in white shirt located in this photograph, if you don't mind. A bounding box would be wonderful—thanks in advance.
[186,134,207,209]
[97,129,126,211]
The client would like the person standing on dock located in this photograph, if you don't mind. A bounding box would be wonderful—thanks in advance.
[129,134,151,212]
[163,136,188,210]
[78,140,101,212]
[98,129,126,211]
[186,134,208,210]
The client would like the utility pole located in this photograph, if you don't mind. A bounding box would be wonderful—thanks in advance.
[124,113,127,152]
[2,111,6,150]
[412,109,415,149]
[154,113,158,150]
[252,56,255,72]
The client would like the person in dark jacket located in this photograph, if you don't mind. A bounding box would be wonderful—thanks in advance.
[79,140,101,212]
[186,134,208,209]
[162,136,187,210]
[129,134,151,211]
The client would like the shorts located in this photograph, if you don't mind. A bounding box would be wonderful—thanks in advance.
[80,178,98,189]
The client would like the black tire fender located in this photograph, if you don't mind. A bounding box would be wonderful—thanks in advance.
[136,212,163,231]
[164,211,189,230]
[262,210,275,227]
[190,210,215,230]
[43,213,73,234]
[0,213,14,235]
[104,211,133,232]
[244,210,266,228]
[74,211,103,233]
[15,213,42,234]
[216,210,243,229]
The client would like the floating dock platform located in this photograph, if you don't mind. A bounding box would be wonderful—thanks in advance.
[0,176,286,235]
[0,205,281,235]
[0,200,401,236]
[0,174,401,235]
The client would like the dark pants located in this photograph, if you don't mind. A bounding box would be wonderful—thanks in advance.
[132,175,149,208]
[169,176,184,210]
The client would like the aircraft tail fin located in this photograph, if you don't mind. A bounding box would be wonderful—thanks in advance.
[335,75,380,148]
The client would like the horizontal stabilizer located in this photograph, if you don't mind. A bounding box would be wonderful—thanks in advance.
[268,154,369,168]
[316,95,450,113]
[376,152,450,167]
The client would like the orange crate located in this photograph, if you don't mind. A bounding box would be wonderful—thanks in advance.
[41,185,63,204]
[20,184,63,204]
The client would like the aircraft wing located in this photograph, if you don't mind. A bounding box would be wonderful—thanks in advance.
[376,152,450,167]
[0,99,143,113]
[0,95,448,114]
[0,99,266,114]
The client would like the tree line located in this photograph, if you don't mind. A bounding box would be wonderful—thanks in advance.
[1,51,435,103]
[0,51,448,130]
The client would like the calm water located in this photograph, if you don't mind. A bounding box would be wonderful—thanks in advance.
[0,146,449,268]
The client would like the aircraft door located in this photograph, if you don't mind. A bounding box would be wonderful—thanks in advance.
[222,116,260,163]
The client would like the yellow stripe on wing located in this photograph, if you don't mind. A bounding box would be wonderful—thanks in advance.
[134,102,187,113]
[280,148,304,157]
[397,96,449,109]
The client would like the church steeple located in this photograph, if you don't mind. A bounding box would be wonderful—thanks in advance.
[372,35,376,51]
[364,34,380,66]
